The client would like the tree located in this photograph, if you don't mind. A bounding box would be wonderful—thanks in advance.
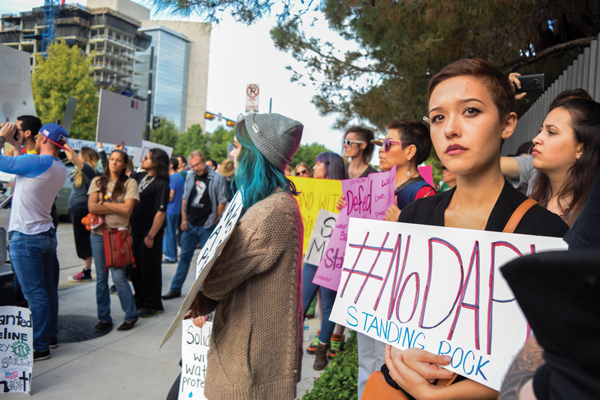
[32,40,99,140]
[174,124,207,158]
[271,0,600,129]
[291,142,331,168]
[150,117,179,148]
[205,126,236,162]
[174,124,235,161]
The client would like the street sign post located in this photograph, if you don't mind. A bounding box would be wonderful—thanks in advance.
[245,84,260,114]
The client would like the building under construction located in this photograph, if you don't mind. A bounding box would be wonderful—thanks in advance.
[0,3,151,91]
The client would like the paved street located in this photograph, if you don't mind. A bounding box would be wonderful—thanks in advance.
[1,212,323,399]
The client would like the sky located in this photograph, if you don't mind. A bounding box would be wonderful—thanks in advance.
[0,0,356,155]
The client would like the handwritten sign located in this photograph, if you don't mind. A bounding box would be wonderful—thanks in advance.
[313,167,396,291]
[159,191,243,349]
[0,44,37,122]
[179,320,212,399]
[330,219,568,390]
[418,165,433,187]
[0,307,32,394]
[289,177,342,254]
[133,140,173,167]
[304,209,338,266]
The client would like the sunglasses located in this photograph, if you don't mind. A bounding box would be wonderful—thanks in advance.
[343,139,364,147]
[381,138,410,152]
[296,169,309,176]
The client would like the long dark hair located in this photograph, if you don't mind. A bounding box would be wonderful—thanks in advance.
[530,98,600,226]
[149,148,170,180]
[98,150,129,199]
[315,152,349,180]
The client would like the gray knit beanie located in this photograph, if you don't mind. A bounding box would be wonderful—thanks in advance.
[244,113,303,172]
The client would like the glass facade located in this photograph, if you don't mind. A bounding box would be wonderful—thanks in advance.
[134,27,190,131]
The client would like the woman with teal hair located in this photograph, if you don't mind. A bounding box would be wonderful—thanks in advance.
[186,113,305,400]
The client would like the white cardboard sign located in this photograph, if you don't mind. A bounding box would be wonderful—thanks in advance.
[96,89,145,147]
[303,209,338,266]
[179,320,212,399]
[0,44,37,122]
[160,191,244,349]
[0,307,33,394]
[133,140,173,166]
[330,219,567,391]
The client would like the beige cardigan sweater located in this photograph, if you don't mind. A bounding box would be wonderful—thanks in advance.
[201,191,304,400]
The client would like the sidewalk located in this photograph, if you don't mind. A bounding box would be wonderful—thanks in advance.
[3,249,324,399]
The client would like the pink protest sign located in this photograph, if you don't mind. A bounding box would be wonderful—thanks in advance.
[313,167,396,291]
[418,165,434,187]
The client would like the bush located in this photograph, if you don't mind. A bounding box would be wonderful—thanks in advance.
[303,330,358,400]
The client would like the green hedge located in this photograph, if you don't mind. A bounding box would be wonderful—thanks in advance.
[303,330,358,400]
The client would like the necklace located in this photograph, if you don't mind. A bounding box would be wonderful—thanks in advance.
[395,171,420,191]
[139,174,155,193]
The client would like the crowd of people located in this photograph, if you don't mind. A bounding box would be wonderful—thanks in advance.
[0,56,598,400]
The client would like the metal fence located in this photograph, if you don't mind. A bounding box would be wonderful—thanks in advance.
[504,33,600,155]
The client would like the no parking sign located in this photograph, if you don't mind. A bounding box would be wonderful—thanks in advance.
[245,84,260,113]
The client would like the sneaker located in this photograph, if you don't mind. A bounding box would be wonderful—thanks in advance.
[34,349,51,362]
[327,333,345,359]
[139,308,164,318]
[313,342,330,371]
[49,340,59,349]
[94,321,112,333]
[117,320,137,331]
[163,258,177,264]
[306,330,320,354]
[68,269,92,282]
[109,284,117,295]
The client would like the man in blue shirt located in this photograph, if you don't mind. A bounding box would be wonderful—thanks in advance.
[0,122,68,361]
[163,157,185,263]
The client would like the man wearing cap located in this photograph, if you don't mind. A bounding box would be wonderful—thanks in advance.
[0,122,68,361]
[162,150,228,300]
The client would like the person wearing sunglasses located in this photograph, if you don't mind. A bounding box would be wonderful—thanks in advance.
[294,162,313,178]
[343,126,378,178]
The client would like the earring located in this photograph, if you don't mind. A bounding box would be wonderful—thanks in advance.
[577,155,581,159]
[406,170,411,176]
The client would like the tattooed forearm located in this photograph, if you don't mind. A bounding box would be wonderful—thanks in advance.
[498,335,544,400]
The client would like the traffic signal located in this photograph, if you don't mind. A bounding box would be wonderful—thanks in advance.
[205,112,216,120]
[152,116,161,130]
[226,120,236,127]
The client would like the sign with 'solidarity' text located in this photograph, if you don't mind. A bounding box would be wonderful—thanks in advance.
[303,209,338,266]
[330,219,568,391]
[313,167,396,291]
[0,307,33,394]
[159,191,244,350]
[289,177,342,255]
[179,320,212,400]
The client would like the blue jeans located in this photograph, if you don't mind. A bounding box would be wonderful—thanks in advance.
[9,229,58,352]
[170,223,215,292]
[91,233,139,323]
[302,263,337,344]
[163,214,179,261]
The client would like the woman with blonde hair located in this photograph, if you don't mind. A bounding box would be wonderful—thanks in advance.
[65,145,100,282]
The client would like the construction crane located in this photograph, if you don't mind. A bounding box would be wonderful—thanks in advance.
[41,0,60,57]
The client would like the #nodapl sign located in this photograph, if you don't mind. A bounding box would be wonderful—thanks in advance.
[330,219,567,390]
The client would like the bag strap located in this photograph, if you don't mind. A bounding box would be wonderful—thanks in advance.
[503,198,537,233]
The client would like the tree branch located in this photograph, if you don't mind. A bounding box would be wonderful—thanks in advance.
[500,37,595,72]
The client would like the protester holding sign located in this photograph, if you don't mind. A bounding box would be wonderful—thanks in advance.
[186,113,304,400]
[303,152,349,370]
[343,126,378,178]
[380,59,569,399]
[87,150,140,332]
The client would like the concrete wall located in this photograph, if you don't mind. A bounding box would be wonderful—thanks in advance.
[141,20,211,132]
[87,0,150,22]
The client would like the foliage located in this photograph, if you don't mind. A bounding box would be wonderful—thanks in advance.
[303,330,358,400]
[174,124,235,161]
[32,40,98,140]
[291,142,333,168]
[271,0,600,129]
[150,117,180,148]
